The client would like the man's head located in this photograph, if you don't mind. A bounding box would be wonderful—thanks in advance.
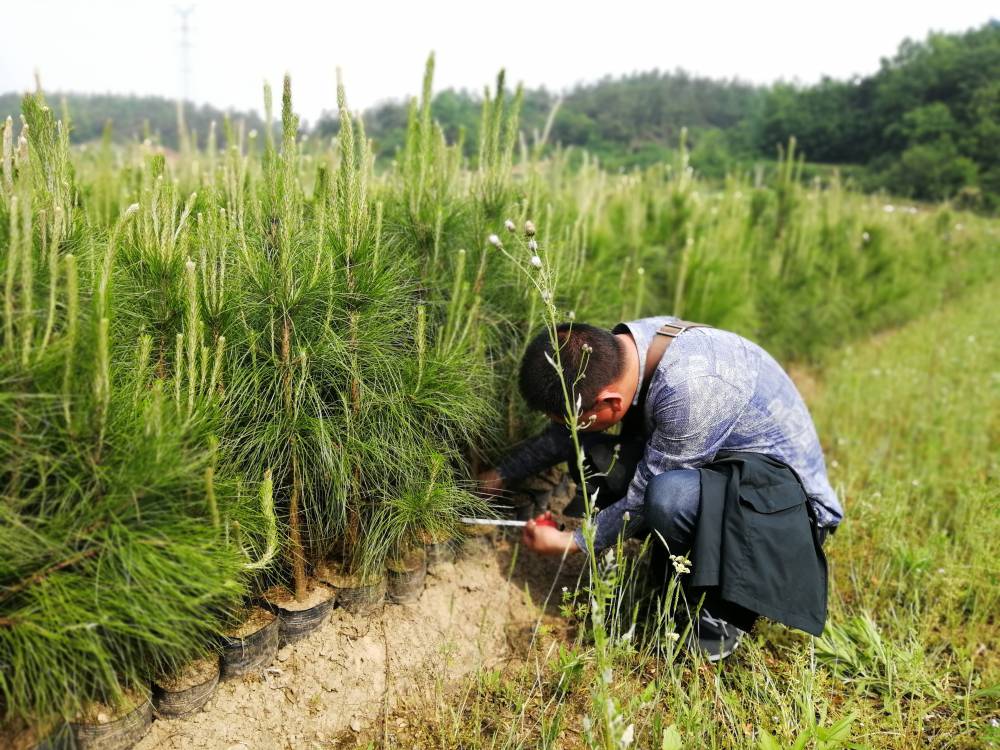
[519,323,631,431]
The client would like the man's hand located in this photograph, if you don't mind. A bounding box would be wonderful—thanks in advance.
[476,468,505,498]
[522,511,578,556]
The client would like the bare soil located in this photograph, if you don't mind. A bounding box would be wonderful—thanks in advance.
[263,582,336,612]
[75,686,149,725]
[135,534,583,749]
[315,562,383,589]
[156,656,220,693]
[223,606,276,639]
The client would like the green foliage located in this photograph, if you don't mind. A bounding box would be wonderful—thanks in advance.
[1,55,998,739]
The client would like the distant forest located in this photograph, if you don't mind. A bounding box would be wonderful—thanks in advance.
[2,21,997,209]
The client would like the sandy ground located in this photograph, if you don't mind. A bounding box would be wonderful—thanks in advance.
[136,534,584,750]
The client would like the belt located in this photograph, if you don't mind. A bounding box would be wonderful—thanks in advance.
[642,319,711,387]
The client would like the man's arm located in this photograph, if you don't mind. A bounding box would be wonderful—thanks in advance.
[491,422,576,485]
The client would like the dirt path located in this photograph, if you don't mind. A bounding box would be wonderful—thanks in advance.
[137,535,583,750]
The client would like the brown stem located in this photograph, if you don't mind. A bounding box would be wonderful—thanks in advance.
[289,447,307,601]
[281,316,307,601]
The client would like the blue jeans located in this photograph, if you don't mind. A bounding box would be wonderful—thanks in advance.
[644,469,702,555]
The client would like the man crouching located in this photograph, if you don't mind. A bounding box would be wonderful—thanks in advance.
[479,317,843,660]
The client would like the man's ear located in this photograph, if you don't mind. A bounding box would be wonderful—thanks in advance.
[595,388,625,414]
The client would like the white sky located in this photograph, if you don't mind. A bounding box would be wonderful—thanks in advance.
[0,0,995,124]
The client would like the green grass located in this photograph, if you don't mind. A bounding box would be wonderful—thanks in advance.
[394,280,1000,749]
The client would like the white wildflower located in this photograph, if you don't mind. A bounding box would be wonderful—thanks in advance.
[504,218,516,232]
[636,266,645,276]
[567,310,576,321]
[541,290,552,303]
[487,234,502,248]
[862,231,870,242]
[530,255,543,269]
[954,223,964,231]
[528,238,538,252]
[669,554,692,575]
[664,631,680,643]
[524,220,536,237]
[883,204,896,213]
[581,343,593,353]
[621,724,634,746]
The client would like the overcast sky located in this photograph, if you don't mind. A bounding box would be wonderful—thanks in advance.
[1,1,995,123]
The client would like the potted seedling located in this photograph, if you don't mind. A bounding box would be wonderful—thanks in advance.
[422,528,457,568]
[219,471,282,678]
[69,684,153,750]
[258,437,336,643]
[152,652,221,718]
[372,453,485,603]
[218,603,280,679]
[316,489,386,616]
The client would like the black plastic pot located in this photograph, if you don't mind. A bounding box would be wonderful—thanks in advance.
[152,656,220,718]
[387,553,427,604]
[333,577,386,615]
[317,564,386,615]
[219,608,279,679]
[69,696,152,750]
[425,539,456,568]
[262,584,337,645]
[460,524,495,556]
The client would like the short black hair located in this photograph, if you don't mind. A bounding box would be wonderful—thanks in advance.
[519,323,625,415]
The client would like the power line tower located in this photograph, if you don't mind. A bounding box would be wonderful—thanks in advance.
[175,5,195,104]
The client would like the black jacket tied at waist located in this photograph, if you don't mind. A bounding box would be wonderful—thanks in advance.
[691,451,829,636]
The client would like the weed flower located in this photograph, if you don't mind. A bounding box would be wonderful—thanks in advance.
[488,233,502,248]
[664,631,680,642]
[530,255,542,269]
[669,554,691,574]
[862,232,870,242]
[504,218,516,232]
[524,220,536,236]
[621,724,634,746]
[567,310,576,321]
[528,239,538,252]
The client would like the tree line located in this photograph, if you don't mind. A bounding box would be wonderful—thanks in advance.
[2,21,996,209]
